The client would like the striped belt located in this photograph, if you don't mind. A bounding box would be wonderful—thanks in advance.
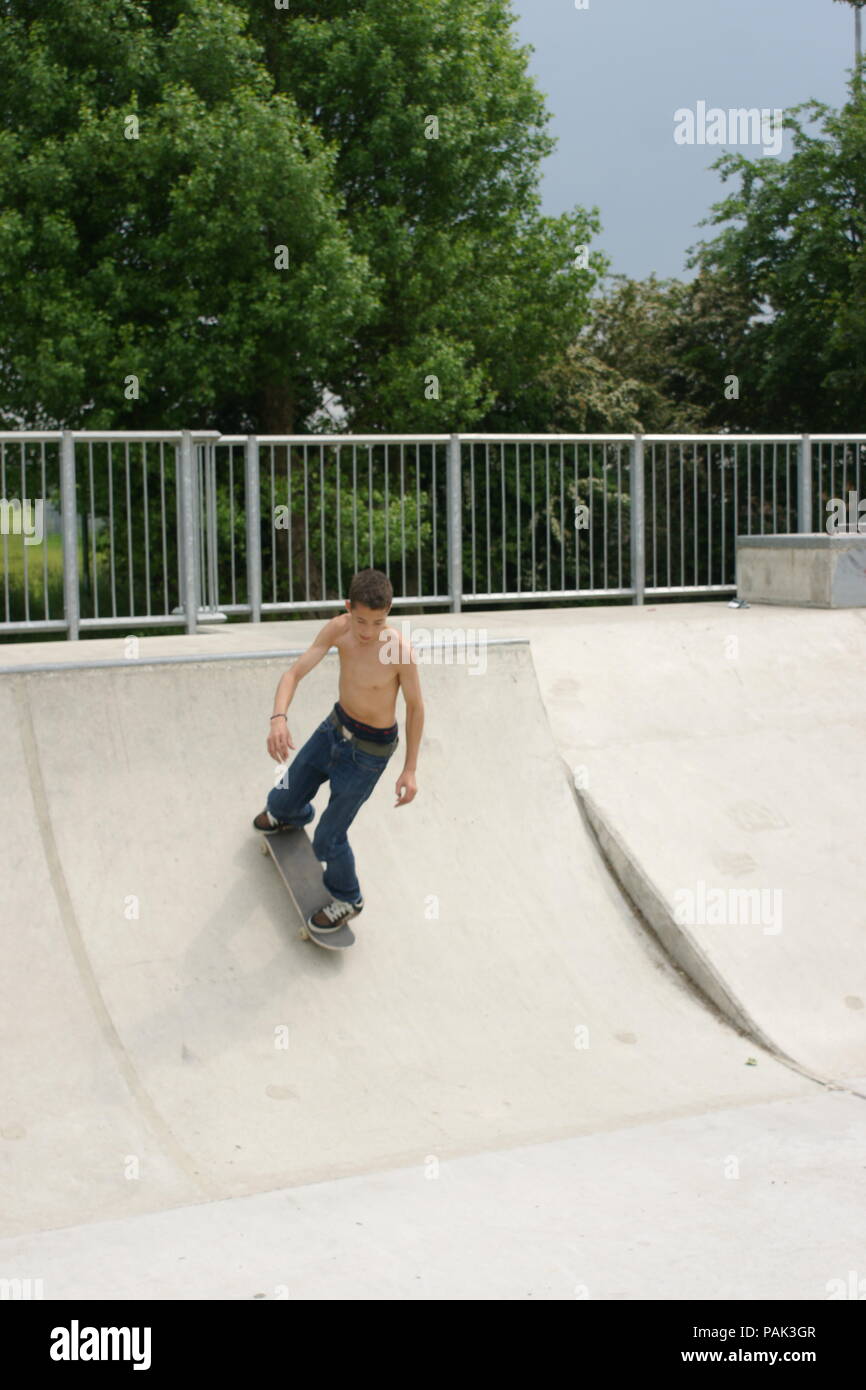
[328,708,398,758]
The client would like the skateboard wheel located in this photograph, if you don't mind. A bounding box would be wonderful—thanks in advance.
[299,927,310,941]
[259,841,269,855]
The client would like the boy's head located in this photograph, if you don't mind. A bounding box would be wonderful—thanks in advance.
[346,568,393,643]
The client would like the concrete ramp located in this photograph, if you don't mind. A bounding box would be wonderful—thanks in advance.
[1,640,811,1239]
[521,605,866,1084]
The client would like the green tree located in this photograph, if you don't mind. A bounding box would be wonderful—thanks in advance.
[527,273,739,434]
[689,79,866,431]
[239,0,604,431]
[0,0,374,431]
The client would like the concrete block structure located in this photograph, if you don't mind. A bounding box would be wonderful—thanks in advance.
[737,533,866,607]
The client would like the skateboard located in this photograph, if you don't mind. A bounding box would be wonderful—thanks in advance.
[260,826,355,950]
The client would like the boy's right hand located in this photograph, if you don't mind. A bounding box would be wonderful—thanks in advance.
[267,716,295,762]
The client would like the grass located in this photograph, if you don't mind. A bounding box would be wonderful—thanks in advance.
[1,532,66,625]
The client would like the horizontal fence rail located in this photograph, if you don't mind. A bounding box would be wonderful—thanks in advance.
[1,432,863,638]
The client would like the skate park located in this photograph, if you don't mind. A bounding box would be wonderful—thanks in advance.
[1,597,864,1300]
[6,0,866,1319]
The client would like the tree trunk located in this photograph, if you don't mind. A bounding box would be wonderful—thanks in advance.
[258,380,295,436]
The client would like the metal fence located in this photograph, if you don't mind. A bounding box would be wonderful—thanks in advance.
[0,431,863,638]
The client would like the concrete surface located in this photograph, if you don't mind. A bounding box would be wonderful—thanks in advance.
[504,604,866,1082]
[1,1082,864,1301]
[1,601,864,1299]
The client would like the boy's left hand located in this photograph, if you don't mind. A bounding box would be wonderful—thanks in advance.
[395,770,417,806]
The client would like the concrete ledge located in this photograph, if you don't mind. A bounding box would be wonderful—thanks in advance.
[737,533,866,607]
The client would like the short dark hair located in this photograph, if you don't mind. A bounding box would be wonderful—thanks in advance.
[348,568,393,611]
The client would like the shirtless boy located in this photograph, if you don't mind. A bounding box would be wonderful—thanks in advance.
[253,568,423,934]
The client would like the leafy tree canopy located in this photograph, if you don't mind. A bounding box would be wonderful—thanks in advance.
[683,75,866,432]
[0,0,602,432]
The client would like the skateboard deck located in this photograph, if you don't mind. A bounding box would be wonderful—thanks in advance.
[260,827,355,950]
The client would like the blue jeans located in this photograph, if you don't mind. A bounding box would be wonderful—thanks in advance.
[267,713,396,904]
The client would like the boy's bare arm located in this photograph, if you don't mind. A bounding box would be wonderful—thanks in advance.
[395,640,424,806]
[267,617,341,762]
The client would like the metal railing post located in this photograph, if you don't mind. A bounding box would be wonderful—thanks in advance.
[447,433,462,613]
[205,441,218,611]
[178,430,199,633]
[798,434,813,533]
[60,430,80,639]
[630,433,645,604]
[245,435,262,622]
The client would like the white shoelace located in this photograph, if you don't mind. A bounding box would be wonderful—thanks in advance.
[321,899,351,924]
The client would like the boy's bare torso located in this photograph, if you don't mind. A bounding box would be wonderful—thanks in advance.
[332,614,401,728]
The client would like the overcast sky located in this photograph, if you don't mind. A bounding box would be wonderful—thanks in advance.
[510,0,857,282]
